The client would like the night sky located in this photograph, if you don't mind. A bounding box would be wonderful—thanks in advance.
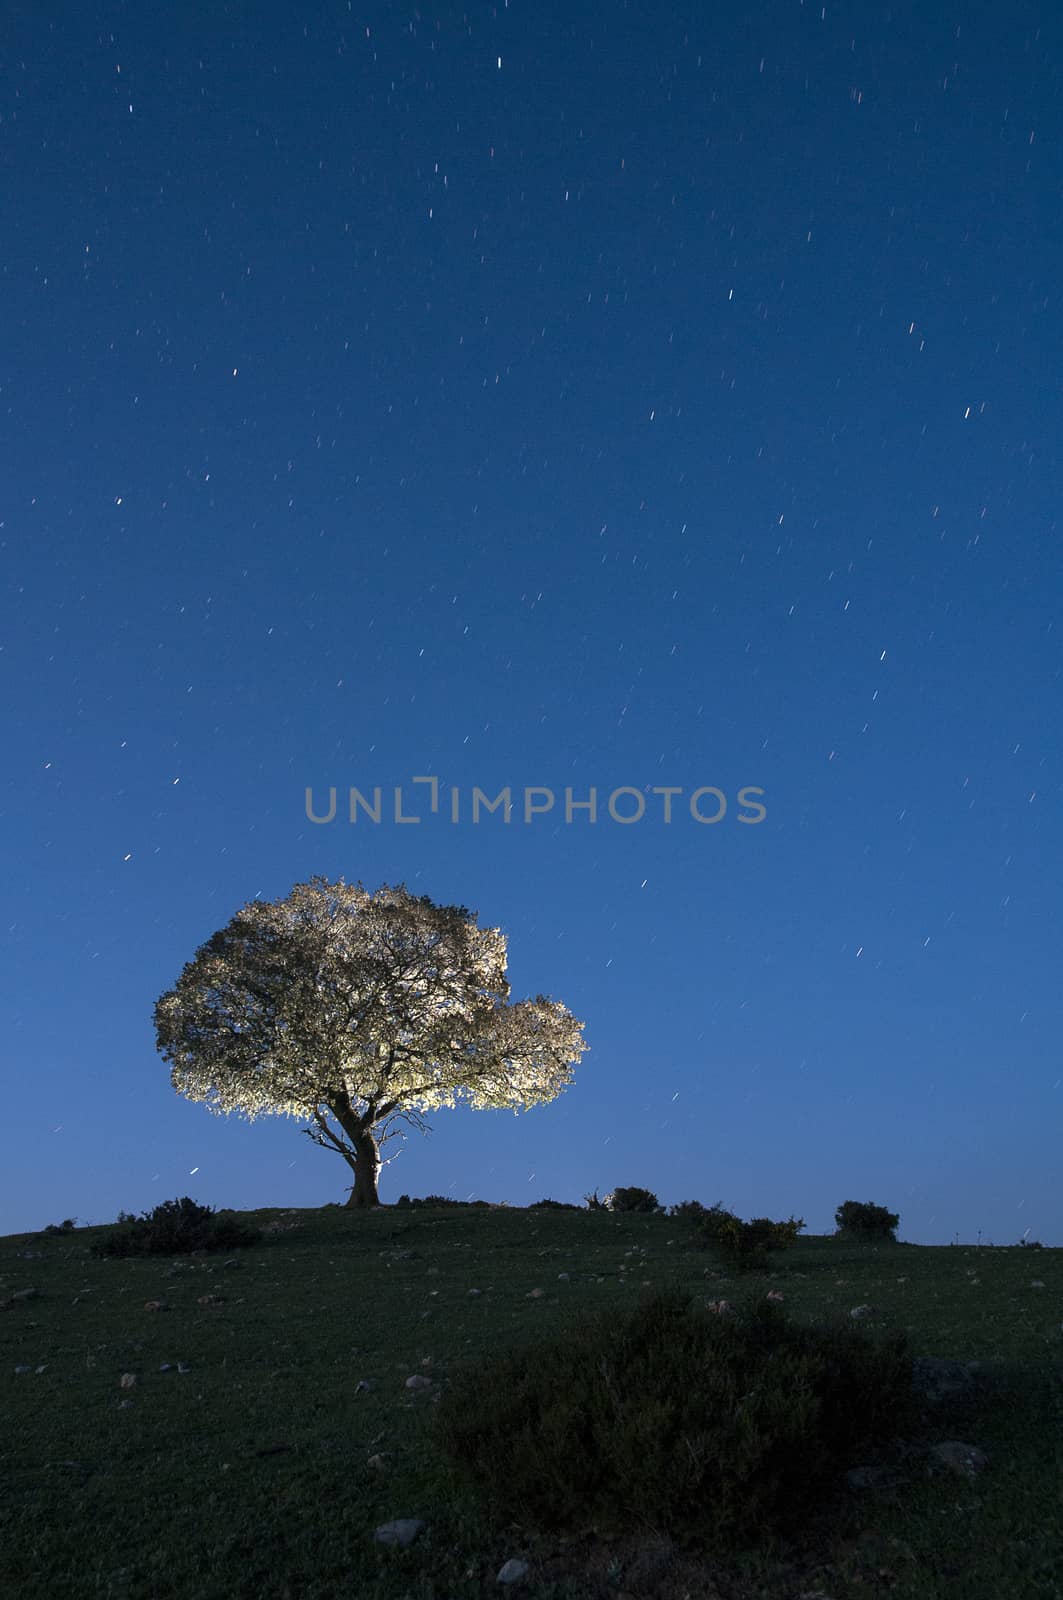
[5,3,1061,1243]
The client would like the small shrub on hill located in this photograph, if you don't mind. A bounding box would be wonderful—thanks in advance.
[697,1203,804,1270]
[609,1185,663,1213]
[394,1194,491,1209]
[530,1198,582,1211]
[434,1286,912,1549]
[42,1218,77,1235]
[835,1200,899,1241]
[90,1197,262,1258]
[583,1188,609,1210]
[668,1199,707,1219]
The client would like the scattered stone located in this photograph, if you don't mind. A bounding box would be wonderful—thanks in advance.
[35,1364,47,1375]
[117,1399,134,1409]
[497,1557,530,1584]
[374,1518,425,1548]
[467,1288,482,1297]
[557,1273,571,1282]
[766,1290,785,1302]
[404,1375,432,1390]
[911,1357,980,1405]
[845,1465,894,1491]
[526,1288,545,1299]
[705,1299,732,1315]
[223,1259,241,1269]
[14,1365,32,1375]
[367,1453,389,1469]
[159,1363,174,1373]
[929,1441,989,1478]
[849,1305,872,1320]
[143,1301,168,1312]
[1030,1281,1046,1289]
[176,1362,192,1375]
[196,1294,225,1307]
[119,1373,137,1390]
[355,1378,378,1394]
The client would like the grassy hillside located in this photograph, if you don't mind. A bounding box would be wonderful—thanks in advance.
[2,1204,1061,1598]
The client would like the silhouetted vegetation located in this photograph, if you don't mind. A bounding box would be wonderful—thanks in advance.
[90,1196,262,1258]
[696,1202,805,1270]
[435,1286,913,1549]
[835,1200,900,1241]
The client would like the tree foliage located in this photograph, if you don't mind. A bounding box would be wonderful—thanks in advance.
[834,1199,900,1240]
[154,878,588,1204]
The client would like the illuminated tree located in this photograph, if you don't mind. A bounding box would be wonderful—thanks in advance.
[154,878,588,1208]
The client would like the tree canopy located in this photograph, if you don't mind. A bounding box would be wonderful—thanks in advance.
[154,877,588,1205]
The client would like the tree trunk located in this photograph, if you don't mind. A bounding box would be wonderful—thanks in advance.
[345,1125,382,1208]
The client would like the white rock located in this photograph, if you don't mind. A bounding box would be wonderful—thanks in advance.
[374,1518,425,1547]
[849,1305,872,1319]
[526,1288,545,1299]
[405,1374,432,1390]
[557,1273,570,1281]
[467,1288,482,1297]
[497,1557,530,1584]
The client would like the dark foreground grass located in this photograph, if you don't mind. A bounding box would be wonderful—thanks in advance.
[2,1205,1061,1599]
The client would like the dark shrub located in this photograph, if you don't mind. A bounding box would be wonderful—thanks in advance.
[396,1194,491,1209]
[434,1287,912,1550]
[835,1200,899,1241]
[42,1218,77,1235]
[609,1186,662,1214]
[91,1197,262,1258]
[668,1200,707,1219]
[697,1203,804,1271]
[530,1198,582,1211]
[584,1189,609,1210]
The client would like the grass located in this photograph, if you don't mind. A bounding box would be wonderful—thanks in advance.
[2,1203,1062,1598]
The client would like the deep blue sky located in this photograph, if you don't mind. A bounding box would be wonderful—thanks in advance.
[4,2,1060,1243]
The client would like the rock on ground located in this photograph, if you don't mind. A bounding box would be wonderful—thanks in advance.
[374,1518,425,1548]
[911,1357,981,1404]
[929,1441,989,1478]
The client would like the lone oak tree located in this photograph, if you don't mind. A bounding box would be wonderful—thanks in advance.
[154,878,588,1207]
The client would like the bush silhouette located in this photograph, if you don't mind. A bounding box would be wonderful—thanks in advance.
[609,1185,662,1213]
[434,1286,912,1549]
[91,1197,261,1258]
[696,1203,804,1270]
[835,1200,899,1241]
